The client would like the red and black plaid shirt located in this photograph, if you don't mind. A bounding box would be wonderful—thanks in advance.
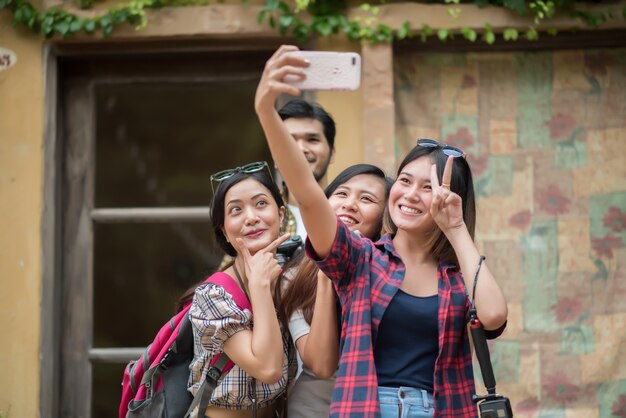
[306,219,504,418]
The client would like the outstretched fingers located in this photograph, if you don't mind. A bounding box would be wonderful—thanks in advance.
[261,233,291,254]
[441,155,454,190]
[430,157,455,216]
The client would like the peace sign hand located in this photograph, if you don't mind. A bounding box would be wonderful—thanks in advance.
[429,156,465,234]
[235,234,290,288]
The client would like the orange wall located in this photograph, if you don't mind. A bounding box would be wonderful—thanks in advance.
[0,13,45,418]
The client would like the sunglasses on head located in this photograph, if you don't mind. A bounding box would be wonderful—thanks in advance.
[210,161,272,193]
[416,138,466,158]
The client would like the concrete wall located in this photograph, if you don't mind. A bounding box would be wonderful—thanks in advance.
[0,12,45,418]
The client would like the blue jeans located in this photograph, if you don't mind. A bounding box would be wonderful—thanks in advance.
[378,386,435,418]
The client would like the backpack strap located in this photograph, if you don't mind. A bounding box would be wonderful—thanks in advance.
[185,271,253,418]
[184,353,230,418]
[204,272,252,371]
[206,271,252,311]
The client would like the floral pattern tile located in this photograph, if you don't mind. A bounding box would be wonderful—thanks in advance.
[394,47,626,417]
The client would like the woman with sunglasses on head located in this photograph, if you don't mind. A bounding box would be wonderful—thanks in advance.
[276,164,392,418]
[255,45,508,418]
[187,162,296,418]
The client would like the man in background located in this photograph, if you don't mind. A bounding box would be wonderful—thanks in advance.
[277,99,336,239]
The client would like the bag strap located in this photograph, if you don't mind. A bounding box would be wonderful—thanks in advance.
[204,272,252,371]
[185,271,254,418]
[206,271,252,311]
[184,353,231,418]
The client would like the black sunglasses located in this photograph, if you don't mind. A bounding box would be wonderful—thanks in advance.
[417,138,465,158]
[210,161,272,193]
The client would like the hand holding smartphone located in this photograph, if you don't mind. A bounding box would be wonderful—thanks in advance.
[284,51,361,91]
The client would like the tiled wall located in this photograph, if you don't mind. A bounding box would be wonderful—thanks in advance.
[394,48,626,417]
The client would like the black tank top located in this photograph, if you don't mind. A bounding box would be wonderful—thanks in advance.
[374,289,439,391]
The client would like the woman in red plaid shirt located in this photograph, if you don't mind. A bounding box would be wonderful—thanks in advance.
[256,46,508,418]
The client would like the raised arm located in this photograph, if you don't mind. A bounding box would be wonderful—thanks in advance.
[430,157,508,331]
[296,271,339,378]
[254,45,337,258]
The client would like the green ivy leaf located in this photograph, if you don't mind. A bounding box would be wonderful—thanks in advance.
[547,27,558,36]
[277,1,289,14]
[54,20,70,36]
[278,14,292,26]
[447,7,461,19]
[84,19,95,33]
[437,28,449,41]
[27,13,37,29]
[113,9,127,23]
[483,30,495,44]
[14,6,24,23]
[314,20,332,36]
[257,9,266,24]
[503,27,518,41]
[502,0,526,15]
[420,23,432,42]
[102,23,113,36]
[21,6,33,23]
[293,23,310,41]
[278,14,293,34]
[266,0,279,11]
[42,17,54,36]
[460,27,477,42]
[327,15,339,28]
[525,27,539,40]
[396,24,408,39]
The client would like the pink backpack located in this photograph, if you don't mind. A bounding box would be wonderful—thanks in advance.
[119,272,251,418]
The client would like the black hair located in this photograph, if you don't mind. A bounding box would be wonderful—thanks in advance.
[278,99,336,150]
[276,163,391,327]
[385,145,476,265]
[325,163,392,240]
[211,170,285,257]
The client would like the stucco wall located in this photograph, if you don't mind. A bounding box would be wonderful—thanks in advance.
[0,13,44,418]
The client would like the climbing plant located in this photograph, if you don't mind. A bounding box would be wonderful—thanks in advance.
[0,0,625,42]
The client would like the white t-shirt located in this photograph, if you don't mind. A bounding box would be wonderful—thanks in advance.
[288,310,335,418]
[287,204,307,240]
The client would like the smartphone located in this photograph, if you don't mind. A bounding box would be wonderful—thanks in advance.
[284,51,361,91]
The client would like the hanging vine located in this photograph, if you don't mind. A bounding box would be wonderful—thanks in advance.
[0,0,624,42]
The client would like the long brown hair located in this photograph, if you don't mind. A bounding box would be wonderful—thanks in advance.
[275,251,318,324]
[276,164,392,326]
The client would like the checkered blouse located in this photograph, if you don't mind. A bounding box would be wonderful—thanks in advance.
[307,219,505,418]
[188,282,296,414]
